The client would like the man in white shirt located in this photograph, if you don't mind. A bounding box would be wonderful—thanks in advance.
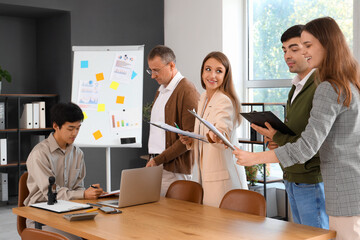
[146,45,199,196]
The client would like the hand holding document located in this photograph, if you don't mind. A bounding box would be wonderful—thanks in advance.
[187,109,236,150]
[149,122,208,142]
[99,189,120,198]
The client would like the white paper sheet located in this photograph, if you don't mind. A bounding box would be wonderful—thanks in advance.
[149,122,208,143]
[187,109,235,150]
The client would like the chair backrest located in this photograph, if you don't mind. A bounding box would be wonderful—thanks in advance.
[219,189,266,217]
[21,228,69,240]
[165,180,203,204]
[17,172,29,235]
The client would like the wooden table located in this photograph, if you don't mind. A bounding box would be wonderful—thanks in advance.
[13,197,336,240]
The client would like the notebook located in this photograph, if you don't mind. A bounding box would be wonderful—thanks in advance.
[98,165,163,208]
[30,200,91,213]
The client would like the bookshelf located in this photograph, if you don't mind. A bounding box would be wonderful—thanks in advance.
[239,102,288,220]
[0,94,58,201]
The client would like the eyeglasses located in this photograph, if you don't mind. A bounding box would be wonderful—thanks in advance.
[146,63,169,76]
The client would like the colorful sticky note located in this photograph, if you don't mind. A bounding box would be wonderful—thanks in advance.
[93,130,103,140]
[97,104,105,112]
[96,73,104,81]
[131,71,137,80]
[116,96,125,104]
[83,111,88,120]
[110,81,119,90]
[81,61,88,68]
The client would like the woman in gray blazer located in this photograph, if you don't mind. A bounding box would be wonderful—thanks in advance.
[234,17,360,239]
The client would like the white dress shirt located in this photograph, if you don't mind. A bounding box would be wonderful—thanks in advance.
[148,72,184,154]
[290,68,316,104]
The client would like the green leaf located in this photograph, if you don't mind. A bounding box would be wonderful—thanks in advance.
[0,67,12,83]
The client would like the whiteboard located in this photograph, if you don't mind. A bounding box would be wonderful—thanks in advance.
[71,45,144,148]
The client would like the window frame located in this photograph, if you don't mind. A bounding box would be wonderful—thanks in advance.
[243,0,359,100]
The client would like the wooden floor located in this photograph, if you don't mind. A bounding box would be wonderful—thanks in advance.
[0,204,20,240]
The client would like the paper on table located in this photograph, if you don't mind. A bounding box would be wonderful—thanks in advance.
[99,189,120,198]
[187,109,235,150]
[30,200,91,213]
[149,122,208,143]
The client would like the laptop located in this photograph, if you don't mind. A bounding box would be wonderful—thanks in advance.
[98,165,163,208]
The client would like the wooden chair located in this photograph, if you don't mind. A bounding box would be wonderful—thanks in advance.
[219,189,266,217]
[18,172,29,235]
[21,228,68,240]
[165,180,203,204]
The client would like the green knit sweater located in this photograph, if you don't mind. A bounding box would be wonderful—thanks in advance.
[273,72,322,184]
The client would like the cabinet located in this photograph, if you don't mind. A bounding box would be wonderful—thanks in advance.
[0,94,58,202]
[239,102,287,219]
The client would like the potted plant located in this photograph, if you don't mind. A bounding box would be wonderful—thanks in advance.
[0,66,12,93]
[245,164,271,186]
[143,101,153,122]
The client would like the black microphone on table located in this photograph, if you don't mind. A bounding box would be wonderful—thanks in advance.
[47,176,58,205]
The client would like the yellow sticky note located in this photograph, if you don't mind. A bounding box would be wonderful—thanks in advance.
[116,96,125,104]
[110,81,119,90]
[96,72,104,81]
[83,111,88,120]
[97,104,105,112]
[93,130,103,140]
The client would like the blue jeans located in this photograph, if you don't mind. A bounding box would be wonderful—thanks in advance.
[284,180,329,229]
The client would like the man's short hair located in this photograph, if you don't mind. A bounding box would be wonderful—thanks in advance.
[51,102,84,128]
[281,25,304,43]
[148,45,176,64]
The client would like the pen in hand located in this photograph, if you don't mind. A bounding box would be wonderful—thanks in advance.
[90,185,99,189]
[174,122,180,129]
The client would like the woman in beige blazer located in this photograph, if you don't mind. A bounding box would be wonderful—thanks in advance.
[180,52,247,207]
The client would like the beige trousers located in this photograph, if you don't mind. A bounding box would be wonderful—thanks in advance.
[329,215,360,240]
[160,167,191,196]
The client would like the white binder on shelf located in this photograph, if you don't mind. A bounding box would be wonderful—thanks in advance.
[32,102,40,129]
[34,101,46,128]
[0,173,8,201]
[0,102,5,130]
[0,139,6,165]
[20,103,33,129]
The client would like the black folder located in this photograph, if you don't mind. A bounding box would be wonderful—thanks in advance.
[240,111,296,136]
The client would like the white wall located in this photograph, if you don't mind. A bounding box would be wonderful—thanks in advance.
[165,0,246,139]
[164,0,246,101]
[222,0,246,102]
[164,0,223,93]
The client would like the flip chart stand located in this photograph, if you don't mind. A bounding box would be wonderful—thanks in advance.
[106,147,111,192]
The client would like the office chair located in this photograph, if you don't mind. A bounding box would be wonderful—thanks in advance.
[219,189,266,217]
[165,180,204,204]
[21,228,69,240]
[17,172,29,235]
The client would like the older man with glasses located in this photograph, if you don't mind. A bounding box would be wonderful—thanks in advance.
[146,45,199,196]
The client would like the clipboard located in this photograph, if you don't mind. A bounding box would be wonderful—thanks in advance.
[30,200,92,213]
[188,109,236,150]
[240,111,296,135]
[149,122,208,143]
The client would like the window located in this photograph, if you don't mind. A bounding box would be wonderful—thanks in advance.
[246,0,354,105]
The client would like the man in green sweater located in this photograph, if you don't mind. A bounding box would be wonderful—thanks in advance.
[252,25,328,229]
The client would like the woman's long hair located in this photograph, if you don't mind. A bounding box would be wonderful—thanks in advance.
[303,17,360,107]
[201,51,241,124]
